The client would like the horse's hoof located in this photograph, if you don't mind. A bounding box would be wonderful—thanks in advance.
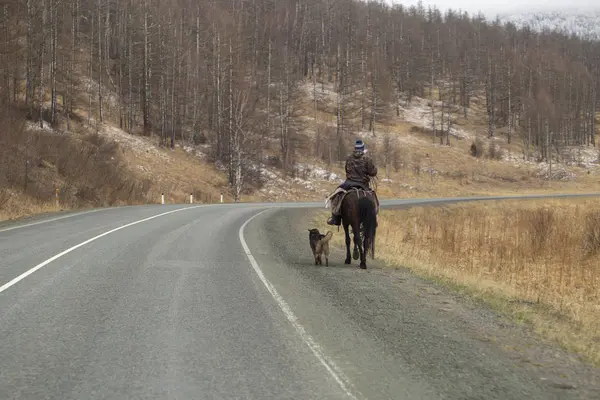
[345,258,352,265]
[359,264,367,269]
[352,249,359,260]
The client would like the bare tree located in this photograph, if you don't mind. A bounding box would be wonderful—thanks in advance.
[1,0,600,182]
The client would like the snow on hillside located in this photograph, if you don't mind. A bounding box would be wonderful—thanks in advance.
[254,163,336,201]
[498,9,600,39]
[536,163,577,181]
[26,121,57,134]
[295,163,342,183]
[102,125,169,161]
[300,81,338,104]
[399,97,472,141]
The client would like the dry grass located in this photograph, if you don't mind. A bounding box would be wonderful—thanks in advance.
[69,103,236,206]
[376,114,600,198]
[120,142,233,205]
[299,108,600,200]
[1,104,150,221]
[296,81,600,200]
[364,199,600,365]
[4,73,600,221]
[0,189,70,221]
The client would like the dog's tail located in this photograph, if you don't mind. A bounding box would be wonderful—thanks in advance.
[316,231,333,253]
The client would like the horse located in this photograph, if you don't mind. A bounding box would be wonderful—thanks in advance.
[339,188,378,269]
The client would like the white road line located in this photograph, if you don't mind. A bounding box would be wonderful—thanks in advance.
[0,208,109,234]
[239,209,362,400]
[0,206,203,294]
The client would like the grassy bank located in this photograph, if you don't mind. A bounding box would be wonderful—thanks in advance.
[317,198,600,365]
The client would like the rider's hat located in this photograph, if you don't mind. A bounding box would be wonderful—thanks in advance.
[355,139,365,152]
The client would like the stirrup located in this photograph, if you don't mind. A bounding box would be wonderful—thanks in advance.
[327,216,341,226]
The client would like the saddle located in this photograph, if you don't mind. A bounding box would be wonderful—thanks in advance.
[325,186,380,215]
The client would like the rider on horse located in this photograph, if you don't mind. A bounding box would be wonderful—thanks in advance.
[327,139,378,226]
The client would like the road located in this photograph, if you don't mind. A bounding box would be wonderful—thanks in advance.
[1,195,600,399]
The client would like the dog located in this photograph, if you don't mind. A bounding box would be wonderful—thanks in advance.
[308,228,333,266]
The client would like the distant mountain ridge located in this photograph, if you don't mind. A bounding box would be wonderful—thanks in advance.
[497,9,600,40]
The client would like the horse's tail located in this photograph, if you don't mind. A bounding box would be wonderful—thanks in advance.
[358,195,377,259]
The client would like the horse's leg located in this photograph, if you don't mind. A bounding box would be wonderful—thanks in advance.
[352,225,359,260]
[343,221,352,264]
[352,227,359,260]
[360,225,368,269]
[352,221,365,269]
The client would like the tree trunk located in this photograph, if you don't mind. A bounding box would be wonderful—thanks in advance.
[50,0,57,125]
[142,0,150,133]
[97,0,103,124]
[39,0,47,129]
[507,61,512,144]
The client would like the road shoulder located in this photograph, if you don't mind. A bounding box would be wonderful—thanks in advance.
[244,207,600,400]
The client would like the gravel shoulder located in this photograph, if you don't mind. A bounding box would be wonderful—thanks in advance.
[245,207,600,400]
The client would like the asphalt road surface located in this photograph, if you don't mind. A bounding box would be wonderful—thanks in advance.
[1,195,600,399]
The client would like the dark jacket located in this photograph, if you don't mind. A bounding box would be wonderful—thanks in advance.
[345,150,377,186]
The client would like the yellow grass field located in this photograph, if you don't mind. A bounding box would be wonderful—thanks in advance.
[0,191,66,221]
[317,198,600,365]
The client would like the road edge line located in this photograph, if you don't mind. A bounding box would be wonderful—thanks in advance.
[0,205,204,294]
[0,208,110,234]
[239,209,361,400]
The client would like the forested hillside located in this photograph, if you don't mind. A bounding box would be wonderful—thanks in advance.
[499,9,600,40]
[1,0,599,216]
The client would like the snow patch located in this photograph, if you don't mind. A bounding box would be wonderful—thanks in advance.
[251,162,338,201]
[79,77,120,110]
[399,183,416,190]
[501,151,538,167]
[536,163,577,181]
[300,81,338,104]
[559,146,598,169]
[421,166,440,176]
[101,124,169,161]
[499,10,600,40]
[26,121,57,134]
[295,163,342,183]
[183,145,208,160]
[356,129,432,150]
[399,97,473,140]
[502,146,599,175]
[215,160,227,172]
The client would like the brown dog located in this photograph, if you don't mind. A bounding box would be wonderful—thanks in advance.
[308,228,333,266]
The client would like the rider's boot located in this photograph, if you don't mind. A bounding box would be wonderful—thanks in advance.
[327,214,341,226]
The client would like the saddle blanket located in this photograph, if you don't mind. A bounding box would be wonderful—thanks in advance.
[325,187,347,209]
[325,187,379,215]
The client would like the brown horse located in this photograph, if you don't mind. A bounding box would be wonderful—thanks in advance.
[339,188,377,269]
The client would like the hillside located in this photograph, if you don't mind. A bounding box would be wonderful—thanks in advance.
[1,0,600,220]
[498,8,600,39]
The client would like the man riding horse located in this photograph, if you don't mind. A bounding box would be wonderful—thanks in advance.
[327,139,378,226]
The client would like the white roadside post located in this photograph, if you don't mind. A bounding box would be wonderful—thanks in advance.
[190,193,194,204]
[161,193,165,205]
[220,192,224,203]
